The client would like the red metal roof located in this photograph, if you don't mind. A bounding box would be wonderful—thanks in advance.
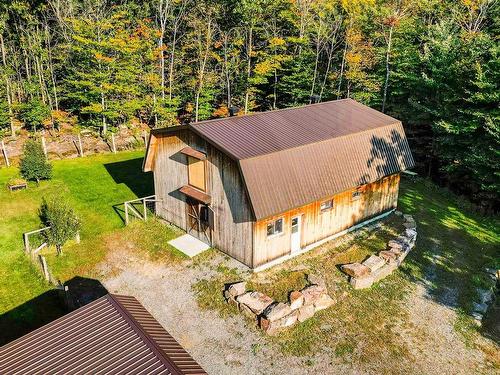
[0,294,206,375]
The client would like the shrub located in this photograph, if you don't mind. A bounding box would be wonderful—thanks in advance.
[39,197,81,255]
[18,98,51,132]
[19,140,52,183]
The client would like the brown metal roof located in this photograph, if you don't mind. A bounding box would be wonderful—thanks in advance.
[240,122,414,219]
[144,99,414,220]
[0,294,206,375]
[190,99,401,160]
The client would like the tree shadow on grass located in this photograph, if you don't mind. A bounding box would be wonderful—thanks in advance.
[104,157,154,198]
[0,276,108,346]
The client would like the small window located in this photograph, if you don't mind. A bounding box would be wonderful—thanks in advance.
[351,190,362,201]
[266,218,284,237]
[320,199,333,212]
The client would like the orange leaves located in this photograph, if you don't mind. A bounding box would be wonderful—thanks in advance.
[94,53,115,63]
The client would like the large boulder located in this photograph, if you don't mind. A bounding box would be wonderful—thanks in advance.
[262,302,292,322]
[289,291,304,310]
[341,263,370,278]
[236,291,274,315]
[362,255,385,272]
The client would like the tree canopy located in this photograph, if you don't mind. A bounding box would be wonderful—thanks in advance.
[0,0,498,210]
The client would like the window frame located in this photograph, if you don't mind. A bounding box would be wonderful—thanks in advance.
[266,217,284,238]
[187,155,207,192]
[319,199,334,213]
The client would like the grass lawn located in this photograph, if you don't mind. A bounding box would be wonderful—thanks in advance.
[192,177,500,372]
[0,150,184,344]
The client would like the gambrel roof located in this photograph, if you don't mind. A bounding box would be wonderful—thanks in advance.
[144,99,414,220]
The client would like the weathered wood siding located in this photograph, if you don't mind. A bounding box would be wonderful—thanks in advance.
[252,174,401,267]
[152,130,254,266]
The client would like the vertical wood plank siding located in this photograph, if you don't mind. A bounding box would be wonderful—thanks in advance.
[252,174,400,267]
[153,131,254,266]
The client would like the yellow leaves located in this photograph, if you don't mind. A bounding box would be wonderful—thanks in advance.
[269,37,286,48]
[212,105,229,118]
[341,0,375,15]
[254,60,275,76]
[94,52,115,63]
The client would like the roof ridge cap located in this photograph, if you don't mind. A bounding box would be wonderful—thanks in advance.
[108,294,184,375]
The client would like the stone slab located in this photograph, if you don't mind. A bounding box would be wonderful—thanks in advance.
[167,234,210,257]
[362,255,385,272]
[341,263,370,278]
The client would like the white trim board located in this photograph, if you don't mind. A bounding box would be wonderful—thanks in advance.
[252,208,395,273]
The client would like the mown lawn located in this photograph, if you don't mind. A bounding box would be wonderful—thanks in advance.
[192,176,500,372]
[0,151,183,344]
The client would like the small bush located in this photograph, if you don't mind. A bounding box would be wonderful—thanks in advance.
[39,197,81,255]
[19,140,52,183]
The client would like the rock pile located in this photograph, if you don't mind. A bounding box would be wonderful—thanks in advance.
[341,212,417,289]
[224,279,335,335]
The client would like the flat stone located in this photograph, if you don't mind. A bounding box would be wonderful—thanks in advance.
[301,285,326,305]
[341,263,370,278]
[236,291,274,315]
[240,303,258,320]
[477,288,494,305]
[388,240,404,250]
[371,262,398,283]
[307,274,327,289]
[388,246,402,255]
[262,302,292,322]
[403,221,416,229]
[297,304,315,322]
[403,214,414,222]
[362,255,385,272]
[289,291,304,310]
[404,228,417,239]
[226,281,246,298]
[350,275,374,289]
[379,250,398,263]
[313,293,335,312]
[394,210,403,216]
[282,310,298,327]
[473,302,489,314]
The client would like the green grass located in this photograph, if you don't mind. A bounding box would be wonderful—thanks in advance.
[192,176,500,371]
[0,151,182,344]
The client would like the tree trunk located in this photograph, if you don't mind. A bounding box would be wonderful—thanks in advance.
[244,25,253,114]
[0,34,15,136]
[381,26,393,113]
[194,17,212,123]
[337,40,347,99]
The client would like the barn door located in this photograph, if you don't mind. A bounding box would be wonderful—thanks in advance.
[186,199,213,245]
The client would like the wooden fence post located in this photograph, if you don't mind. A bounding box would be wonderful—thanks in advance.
[143,198,147,221]
[142,130,147,146]
[125,202,129,225]
[1,139,10,167]
[75,231,80,244]
[111,133,116,153]
[23,232,30,253]
[78,133,83,157]
[39,255,50,281]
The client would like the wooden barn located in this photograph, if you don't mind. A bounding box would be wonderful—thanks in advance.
[143,99,414,270]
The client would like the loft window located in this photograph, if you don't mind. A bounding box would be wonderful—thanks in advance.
[187,156,206,191]
[266,218,284,237]
[320,199,333,212]
[352,189,362,201]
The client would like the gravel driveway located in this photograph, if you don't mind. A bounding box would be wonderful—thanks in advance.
[99,247,497,375]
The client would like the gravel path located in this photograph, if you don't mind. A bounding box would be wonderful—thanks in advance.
[99,248,497,375]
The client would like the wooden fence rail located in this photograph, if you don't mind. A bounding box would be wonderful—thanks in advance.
[124,194,158,225]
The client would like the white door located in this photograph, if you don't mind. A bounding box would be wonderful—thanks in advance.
[290,215,302,253]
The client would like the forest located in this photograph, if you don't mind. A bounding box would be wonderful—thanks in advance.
[0,0,498,211]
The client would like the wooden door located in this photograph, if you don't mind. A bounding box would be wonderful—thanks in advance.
[186,199,213,245]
